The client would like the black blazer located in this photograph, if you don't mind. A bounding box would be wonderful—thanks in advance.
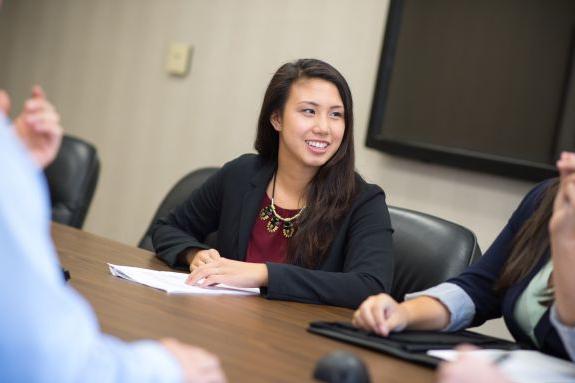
[151,154,394,308]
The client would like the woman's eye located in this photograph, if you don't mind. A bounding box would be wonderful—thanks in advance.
[302,108,315,115]
[330,111,343,118]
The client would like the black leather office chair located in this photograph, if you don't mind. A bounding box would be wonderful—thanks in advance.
[44,135,100,229]
[139,167,219,251]
[389,206,481,301]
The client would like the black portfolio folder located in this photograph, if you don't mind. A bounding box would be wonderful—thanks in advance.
[308,321,519,368]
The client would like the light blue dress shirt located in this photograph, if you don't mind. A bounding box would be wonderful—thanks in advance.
[0,113,183,383]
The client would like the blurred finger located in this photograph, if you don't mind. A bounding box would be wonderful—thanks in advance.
[208,249,221,261]
[187,263,219,285]
[384,310,403,334]
[0,90,11,115]
[352,310,367,330]
[370,302,386,335]
[564,179,575,205]
[24,99,55,114]
[29,125,63,142]
[26,112,61,127]
[31,85,46,99]
[187,269,209,285]
[190,259,207,272]
[557,152,575,178]
[358,301,378,333]
[199,274,224,287]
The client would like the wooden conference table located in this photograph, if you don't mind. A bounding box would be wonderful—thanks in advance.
[53,223,435,383]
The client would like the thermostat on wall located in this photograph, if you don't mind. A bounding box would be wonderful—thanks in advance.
[166,42,192,77]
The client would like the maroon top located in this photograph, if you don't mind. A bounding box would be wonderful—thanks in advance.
[246,194,300,264]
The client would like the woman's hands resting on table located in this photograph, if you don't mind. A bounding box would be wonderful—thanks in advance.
[184,248,269,288]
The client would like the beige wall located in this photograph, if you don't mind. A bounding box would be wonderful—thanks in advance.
[0,0,536,338]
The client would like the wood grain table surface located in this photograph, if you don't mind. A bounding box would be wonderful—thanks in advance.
[52,223,436,383]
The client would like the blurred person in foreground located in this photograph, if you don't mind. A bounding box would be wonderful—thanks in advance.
[0,87,226,383]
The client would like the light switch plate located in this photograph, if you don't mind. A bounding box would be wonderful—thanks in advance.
[166,42,192,77]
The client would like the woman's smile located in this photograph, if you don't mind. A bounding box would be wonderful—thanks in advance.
[305,139,330,154]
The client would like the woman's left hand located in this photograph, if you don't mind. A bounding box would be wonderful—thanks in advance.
[186,258,268,288]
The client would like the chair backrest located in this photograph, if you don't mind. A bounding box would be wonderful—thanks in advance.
[44,135,100,229]
[389,206,481,301]
[139,167,219,251]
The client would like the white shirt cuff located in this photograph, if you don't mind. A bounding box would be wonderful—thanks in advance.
[550,304,575,361]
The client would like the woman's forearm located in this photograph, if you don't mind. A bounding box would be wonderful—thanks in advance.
[403,296,452,331]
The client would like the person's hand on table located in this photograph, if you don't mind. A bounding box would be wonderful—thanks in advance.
[13,85,63,168]
[436,345,512,383]
[188,249,222,272]
[352,293,408,336]
[161,338,227,383]
[186,256,268,288]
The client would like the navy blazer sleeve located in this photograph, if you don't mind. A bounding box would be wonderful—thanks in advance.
[447,181,551,327]
[263,190,394,309]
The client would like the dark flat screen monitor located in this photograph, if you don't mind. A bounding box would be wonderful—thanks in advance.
[366,0,575,181]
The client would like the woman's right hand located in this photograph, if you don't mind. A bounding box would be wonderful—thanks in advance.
[188,249,221,272]
[352,293,409,336]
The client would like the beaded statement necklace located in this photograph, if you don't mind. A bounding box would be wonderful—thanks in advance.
[258,173,305,238]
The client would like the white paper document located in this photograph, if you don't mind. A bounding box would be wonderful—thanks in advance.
[108,264,260,296]
[428,349,575,383]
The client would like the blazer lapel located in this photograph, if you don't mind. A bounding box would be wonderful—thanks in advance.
[236,161,275,260]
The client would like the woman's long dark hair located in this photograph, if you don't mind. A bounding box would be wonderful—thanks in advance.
[254,59,357,268]
[495,179,559,294]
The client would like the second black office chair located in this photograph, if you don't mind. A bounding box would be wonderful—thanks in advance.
[139,167,219,251]
[389,206,481,301]
[45,134,100,229]
[140,167,481,299]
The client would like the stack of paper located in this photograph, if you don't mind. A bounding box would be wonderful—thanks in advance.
[108,264,260,296]
[428,349,575,383]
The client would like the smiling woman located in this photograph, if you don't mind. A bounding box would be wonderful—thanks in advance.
[150,59,394,309]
